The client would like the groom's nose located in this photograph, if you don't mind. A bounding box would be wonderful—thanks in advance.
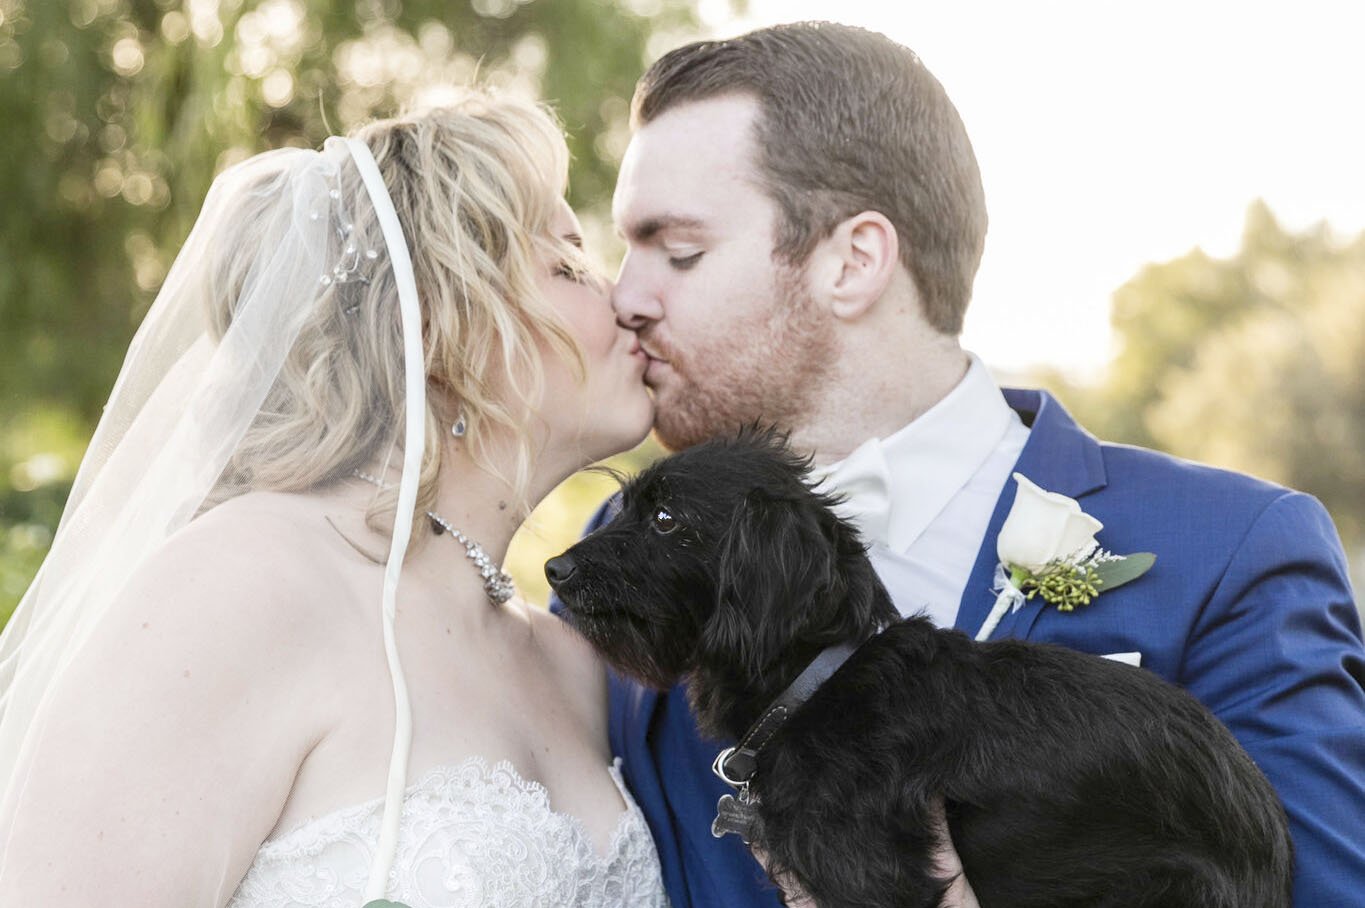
[611,252,663,330]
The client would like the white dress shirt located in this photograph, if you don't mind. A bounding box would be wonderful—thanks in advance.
[811,355,1030,627]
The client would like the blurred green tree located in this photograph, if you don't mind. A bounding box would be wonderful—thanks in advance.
[0,0,727,624]
[1043,202,1365,588]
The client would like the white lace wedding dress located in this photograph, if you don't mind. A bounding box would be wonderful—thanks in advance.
[227,756,669,908]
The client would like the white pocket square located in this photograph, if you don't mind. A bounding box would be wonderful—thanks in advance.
[1102,651,1142,667]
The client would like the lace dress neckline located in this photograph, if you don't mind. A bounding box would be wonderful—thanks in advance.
[257,754,635,862]
[229,754,670,908]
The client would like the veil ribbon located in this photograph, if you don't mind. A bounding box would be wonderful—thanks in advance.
[343,137,422,901]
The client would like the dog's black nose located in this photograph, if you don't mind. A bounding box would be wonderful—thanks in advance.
[544,554,577,587]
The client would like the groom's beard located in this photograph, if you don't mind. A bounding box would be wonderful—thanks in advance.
[646,264,836,451]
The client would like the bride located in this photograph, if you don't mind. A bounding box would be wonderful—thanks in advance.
[0,89,666,907]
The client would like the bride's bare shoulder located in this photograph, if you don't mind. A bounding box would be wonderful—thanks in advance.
[183,488,331,548]
[113,490,369,649]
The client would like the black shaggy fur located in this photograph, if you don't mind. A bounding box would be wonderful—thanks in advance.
[547,428,1294,908]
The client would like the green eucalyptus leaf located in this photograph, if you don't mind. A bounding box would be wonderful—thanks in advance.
[1091,553,1156,593]
[362,901,413,908]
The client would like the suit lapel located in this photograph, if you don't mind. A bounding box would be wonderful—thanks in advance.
[954,388,1108,640]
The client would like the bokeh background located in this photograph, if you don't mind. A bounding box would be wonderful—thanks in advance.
[2,0,1362,624]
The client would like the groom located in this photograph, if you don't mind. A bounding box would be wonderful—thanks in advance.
[588,22,1365,907]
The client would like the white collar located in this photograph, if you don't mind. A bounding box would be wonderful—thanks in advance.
[812,354,1016,552]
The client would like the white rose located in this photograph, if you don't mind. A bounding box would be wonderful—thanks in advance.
[997,473,1103,574]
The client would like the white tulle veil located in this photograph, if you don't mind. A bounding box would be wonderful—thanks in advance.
[0,136,424,899]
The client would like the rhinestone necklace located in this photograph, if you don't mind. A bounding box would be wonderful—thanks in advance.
[352,469,516,605]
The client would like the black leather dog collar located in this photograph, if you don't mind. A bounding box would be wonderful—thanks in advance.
[712,640,862,788]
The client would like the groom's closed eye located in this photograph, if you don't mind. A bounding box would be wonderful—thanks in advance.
[668,252,703,270]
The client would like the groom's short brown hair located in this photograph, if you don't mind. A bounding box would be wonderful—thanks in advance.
[633,22,987,336]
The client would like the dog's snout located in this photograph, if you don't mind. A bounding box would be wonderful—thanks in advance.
[544,554,577,587]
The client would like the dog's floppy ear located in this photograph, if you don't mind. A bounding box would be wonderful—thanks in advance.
[706,488,841,672]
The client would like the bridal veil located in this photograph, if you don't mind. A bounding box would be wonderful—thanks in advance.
[0,135,426,900]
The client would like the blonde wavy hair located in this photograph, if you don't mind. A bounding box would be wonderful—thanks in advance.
[206,89,588,541]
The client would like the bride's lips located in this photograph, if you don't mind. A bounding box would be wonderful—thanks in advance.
[626,338,649,372]
[641,341,668,364]
[629,338,669,383]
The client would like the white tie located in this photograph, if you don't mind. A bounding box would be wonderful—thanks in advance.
[809,437,893,547]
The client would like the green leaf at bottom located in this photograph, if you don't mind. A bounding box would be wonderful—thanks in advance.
[1091,552,1156,593]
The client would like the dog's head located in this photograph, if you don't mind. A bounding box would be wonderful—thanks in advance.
[547,427,892,726]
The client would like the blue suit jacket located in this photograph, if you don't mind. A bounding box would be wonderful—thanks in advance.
[556,389,1365,907]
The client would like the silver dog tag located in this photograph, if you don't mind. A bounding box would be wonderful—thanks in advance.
[712,792,760,843]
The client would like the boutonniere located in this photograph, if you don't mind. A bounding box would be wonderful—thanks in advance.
[976,473,1155,641]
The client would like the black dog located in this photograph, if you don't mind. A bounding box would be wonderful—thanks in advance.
[546,429,1293,908]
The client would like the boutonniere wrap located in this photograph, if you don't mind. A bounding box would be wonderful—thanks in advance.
[976,474,1155,641]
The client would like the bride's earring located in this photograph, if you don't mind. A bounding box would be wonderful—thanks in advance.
[451,413,467,438]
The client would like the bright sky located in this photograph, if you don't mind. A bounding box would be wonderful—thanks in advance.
[706,0,1365,376]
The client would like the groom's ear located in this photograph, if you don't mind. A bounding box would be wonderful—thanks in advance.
[807,210,899,322]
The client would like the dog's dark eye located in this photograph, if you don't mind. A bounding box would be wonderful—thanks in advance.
[651,506,678,534]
